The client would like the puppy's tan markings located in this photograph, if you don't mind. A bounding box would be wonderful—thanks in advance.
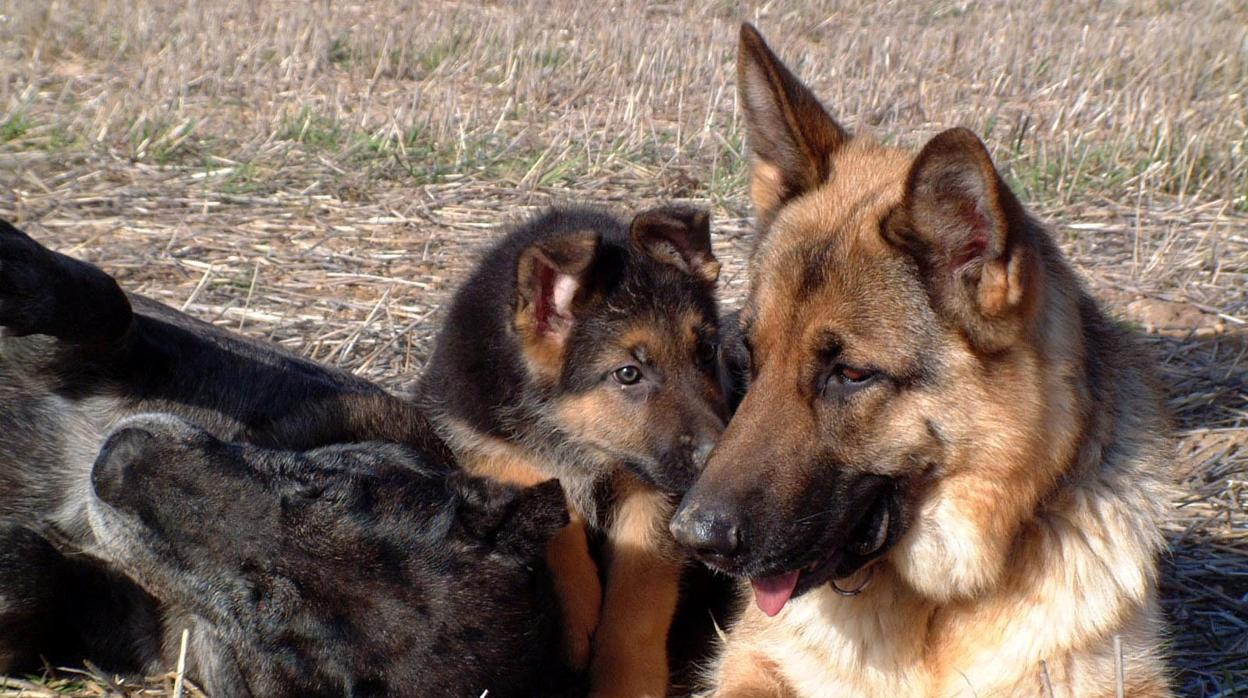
[590,474,682,698]
[514,230,601,383]
[422,206,729,695]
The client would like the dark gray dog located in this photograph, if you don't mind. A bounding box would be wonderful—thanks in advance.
[84,414,567,697]
[0,219,569,694]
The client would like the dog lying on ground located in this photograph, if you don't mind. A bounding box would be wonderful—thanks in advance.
[419,205,731,696]
[83,413,568,697]
[0,219,572,693]
[669,24,1173,698]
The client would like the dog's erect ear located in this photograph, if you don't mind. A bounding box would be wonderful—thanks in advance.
[497,479,569,557]
[887,127,1032,351]
[449,471,511,540]
[630,205,720,285]
[738,23,847,228]
[450,473,568,558]
[91,426,160,506]
[515,231,600,337]
[514,231,601,376]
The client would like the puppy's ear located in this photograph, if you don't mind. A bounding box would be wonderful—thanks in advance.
[885,128,1033,352]
[738,23,847,229]
[630,205,720,285]
[449,473,569,558]
[514,231,600,379]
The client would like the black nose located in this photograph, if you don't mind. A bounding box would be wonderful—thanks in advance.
[679,435,717,470]
[691,441,715,469]
[669,499,741,560]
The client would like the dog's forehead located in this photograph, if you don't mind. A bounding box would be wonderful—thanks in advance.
[754,138,910,262]
[589,276,712,351]
[617,306,708,347]
[748,139,929,355]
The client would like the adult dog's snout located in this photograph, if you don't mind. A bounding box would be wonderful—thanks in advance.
[669,494,743,562]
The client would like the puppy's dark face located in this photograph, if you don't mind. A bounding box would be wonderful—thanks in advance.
[516,206,729,493]
[87,415,568,698]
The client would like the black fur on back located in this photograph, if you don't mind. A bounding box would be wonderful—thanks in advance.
[87,414,573,697]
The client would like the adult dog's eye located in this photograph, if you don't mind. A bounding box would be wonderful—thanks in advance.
[835,365,875,384]
[823,364,878,395]
[612,365,643,385]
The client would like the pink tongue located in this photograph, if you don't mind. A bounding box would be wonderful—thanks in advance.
[750,572,799,617]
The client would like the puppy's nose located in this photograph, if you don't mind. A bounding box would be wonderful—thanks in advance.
[691,441,715,470]
[669,499,741,559]
[679,434,717,470]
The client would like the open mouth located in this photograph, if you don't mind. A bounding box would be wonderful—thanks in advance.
[749,486,899,617]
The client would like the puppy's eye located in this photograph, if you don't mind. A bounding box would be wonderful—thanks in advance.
[696,340,719,366]
[612,365,643,385]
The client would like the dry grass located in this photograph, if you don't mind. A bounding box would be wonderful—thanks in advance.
[0,1,1244,696]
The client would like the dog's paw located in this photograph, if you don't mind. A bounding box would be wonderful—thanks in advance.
[0,220,62,336]
[0,220,132,342]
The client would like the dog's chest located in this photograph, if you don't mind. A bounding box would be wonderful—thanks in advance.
[2,393,126,541]
[767,589,933,697]
[446,419,605,525]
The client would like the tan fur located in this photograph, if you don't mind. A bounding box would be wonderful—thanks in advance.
[513,230,600,383]
[554,392,649,468]
[703,26,1173,698]
[591,474,683,698]
[427,206,728,696]
[459,453,685,697]
[547,516,604,670]
[514,307,567,383]
[455,424,686,694]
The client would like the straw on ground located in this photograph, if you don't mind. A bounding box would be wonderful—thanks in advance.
[0,2,1244,696]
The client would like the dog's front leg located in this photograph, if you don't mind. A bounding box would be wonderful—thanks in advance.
[703,642,797,698]
[0,220,134,346]
[590,479,680,698]
[547,512,603,670]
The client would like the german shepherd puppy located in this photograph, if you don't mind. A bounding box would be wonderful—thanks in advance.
[83,414,568,697]
[419,205,730,696]
[669,25,1172,697]
[0,220,568,690]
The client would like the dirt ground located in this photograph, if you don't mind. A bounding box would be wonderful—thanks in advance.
[0,1,1245,695]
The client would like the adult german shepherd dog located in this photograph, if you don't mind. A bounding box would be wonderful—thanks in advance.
[0,220,571,695]
[669,25,1172,697]
[82,414,569,697]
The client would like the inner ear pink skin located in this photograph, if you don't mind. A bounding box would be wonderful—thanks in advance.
[534,263,556,334]
[534,261,580,336]
[552,275,579,320]
[950,201,990,270]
